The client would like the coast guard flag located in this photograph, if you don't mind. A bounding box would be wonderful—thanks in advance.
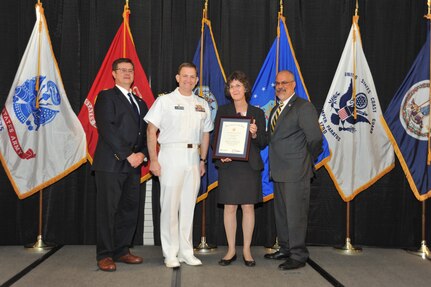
[250,15,330,201]
[78,5,154,182]
[192,18,228,202]
[0,4,87,199]
[320,17,394,202]
[383,24,431,201]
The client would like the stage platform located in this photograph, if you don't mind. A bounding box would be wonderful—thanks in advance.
[1,245,430,287]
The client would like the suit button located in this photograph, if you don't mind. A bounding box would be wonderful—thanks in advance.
[138,132,141,136]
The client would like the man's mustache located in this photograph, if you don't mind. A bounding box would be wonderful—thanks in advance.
[276,87,286,93]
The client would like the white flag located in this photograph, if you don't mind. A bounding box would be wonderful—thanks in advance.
[0,4,86,199]
[319,17,395,201]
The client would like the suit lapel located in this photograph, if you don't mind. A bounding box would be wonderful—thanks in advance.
[273,94,298,134]
[114,86,140,124]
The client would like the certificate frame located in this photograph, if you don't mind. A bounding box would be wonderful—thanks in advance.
[213,116,252,161]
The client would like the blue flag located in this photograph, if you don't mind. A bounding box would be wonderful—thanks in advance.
[193,19,228,202]
[250,15,330,201]
[383,25,431,201]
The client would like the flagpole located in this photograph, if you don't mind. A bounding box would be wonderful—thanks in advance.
[352,12,358,120]
[407,201,431,260]
[25,189,55,252]
[334,201,362,255]
[195,0,216,254]
[35,1,43,109]
[123,1,130,58]
[334,2,362,256]
[406,1,431,261]
[426,1,431,166]
[198,0,206,98]
[275,0,283,75]
[266,1,286,254]
[25,1,55,252]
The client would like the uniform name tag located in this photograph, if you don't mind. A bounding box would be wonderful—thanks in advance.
[175,105,184,110]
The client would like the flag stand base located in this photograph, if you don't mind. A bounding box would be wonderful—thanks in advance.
[334,238,362,255]
[25,235,56,253]
[264,237,280,253]
[407,240,431,260]
[194,237,217,254]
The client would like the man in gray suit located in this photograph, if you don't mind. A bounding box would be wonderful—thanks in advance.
[264,70,323,270]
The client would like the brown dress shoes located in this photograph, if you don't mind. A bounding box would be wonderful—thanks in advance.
[116,252,143,264]
[98,257,116,272]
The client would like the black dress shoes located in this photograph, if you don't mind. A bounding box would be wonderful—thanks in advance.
[218,254,237,266]
[264,251,290,260]
[278,258,305,270]
[243,256,256,267]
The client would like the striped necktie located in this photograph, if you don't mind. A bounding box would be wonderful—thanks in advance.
[271,102,284,133]
[127,92,140,120]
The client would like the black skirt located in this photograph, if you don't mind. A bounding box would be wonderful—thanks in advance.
[217,160,263,205]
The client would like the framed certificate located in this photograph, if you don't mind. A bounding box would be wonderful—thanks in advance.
[213,116,252,161]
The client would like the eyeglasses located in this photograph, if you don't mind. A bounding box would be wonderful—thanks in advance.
[228,84,244,89]
[274,80,294,86]
[115,68,134,74]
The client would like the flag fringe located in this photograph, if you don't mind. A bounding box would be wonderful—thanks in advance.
[0,153,87,199]
[381,115,431,201]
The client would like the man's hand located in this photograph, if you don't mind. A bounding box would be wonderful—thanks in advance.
[200,160,206,176]
[150,160,161,176]
[127,152,146,168]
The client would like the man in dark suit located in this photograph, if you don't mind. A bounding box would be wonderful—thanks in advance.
[264,70,323,270]
[93,58,148,272]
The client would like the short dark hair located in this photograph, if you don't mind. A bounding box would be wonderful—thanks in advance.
[225,71,252,101]
[177,62,197,75]
[112,58,134,71]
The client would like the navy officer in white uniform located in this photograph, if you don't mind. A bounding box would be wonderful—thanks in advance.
[145,62,213,268]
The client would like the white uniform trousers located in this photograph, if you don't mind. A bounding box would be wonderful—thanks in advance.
[158,144,200,260]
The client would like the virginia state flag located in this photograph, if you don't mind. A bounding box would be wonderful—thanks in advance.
[383,23,431,201]
[78,5,154,182]
[192,18,228,202]
[0,4,87,199]
[320,16,395,201]
[250,14,330,201]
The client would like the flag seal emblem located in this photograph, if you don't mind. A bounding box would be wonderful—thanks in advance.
[328,79,371,134]
[399,80,430,140]
[13,76,60,131]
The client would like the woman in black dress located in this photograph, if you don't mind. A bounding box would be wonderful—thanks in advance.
[214,71,267,267]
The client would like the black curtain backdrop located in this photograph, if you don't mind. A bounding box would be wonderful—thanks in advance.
[1,0,430,248]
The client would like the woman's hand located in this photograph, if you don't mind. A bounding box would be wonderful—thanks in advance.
[250,119,257,139]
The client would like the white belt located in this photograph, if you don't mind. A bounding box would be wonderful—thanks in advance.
[161,143,200,149]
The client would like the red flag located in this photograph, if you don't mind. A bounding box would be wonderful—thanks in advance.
[78,5,154,182]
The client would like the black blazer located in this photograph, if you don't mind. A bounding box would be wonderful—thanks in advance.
[92,86,148,174]
[213,103,267,171]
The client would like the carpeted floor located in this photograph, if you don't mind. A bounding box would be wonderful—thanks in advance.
[1,245,430,287]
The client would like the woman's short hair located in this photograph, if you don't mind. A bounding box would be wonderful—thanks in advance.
[225,71,252,101]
